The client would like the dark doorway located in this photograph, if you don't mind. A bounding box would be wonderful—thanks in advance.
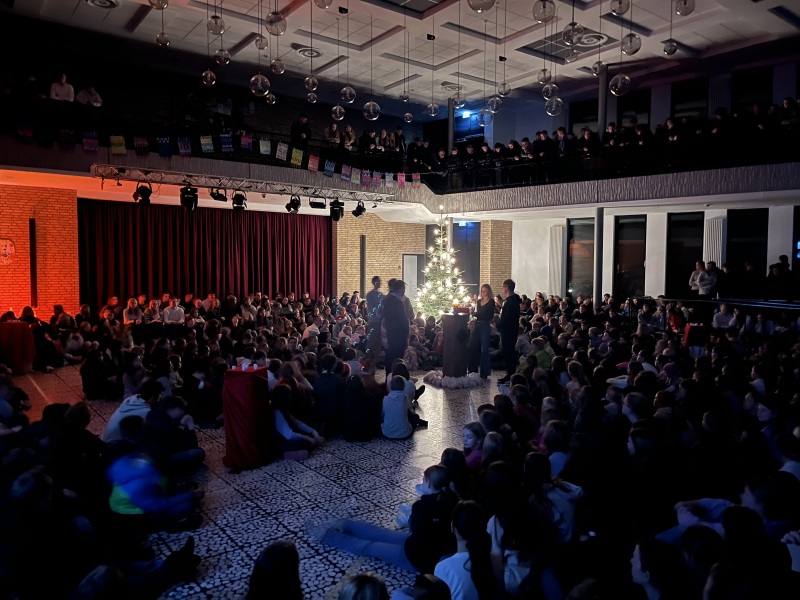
[666,212,704,298]
[614,215,647,299]
[567,218,595,300]
[726,208,768,276]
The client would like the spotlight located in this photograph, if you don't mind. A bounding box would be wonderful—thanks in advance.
[352,200,366,218]
[329,199,345,222]
[309,197,327,210]
[180,184,198,211]
[285,194,301,213]
[231,192,247,210]
[132,183,152,205]
[210,188,228,202]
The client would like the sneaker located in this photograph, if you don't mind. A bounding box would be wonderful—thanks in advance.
[416,419,428,428]
[414,384,426,400]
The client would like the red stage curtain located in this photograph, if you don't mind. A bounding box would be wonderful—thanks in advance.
[78,199,331,310]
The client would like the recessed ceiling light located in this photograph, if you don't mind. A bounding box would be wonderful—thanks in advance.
[84,0,121,9]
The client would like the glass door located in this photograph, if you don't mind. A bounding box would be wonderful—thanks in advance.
[614,215,647,300]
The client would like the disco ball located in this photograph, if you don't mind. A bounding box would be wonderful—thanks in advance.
[609,73,632,96]
[201,69,216,86]
[675,0,695,17]
[331,104,345,121]
[542,82,559,100]
[265,11,287,36]
[477,109,493,127]
[341,85,356,104]
[537,68,552,84]
[207,15,225,35]
[404,112,413,123]
[214,48,231,65]
[270,58,285,74]
[304,76,318,91]
[467,0,496,14]
[156,32,170,48]
[255,35,269,50]
[591,61,606,77]
[487,95,502,114]
[562,22,585,47]
[363,100,380,121]
[454,93,466,108]
[399,90,410,103]
[621,33,642,56]
[545,96,563,116]
[610,0,630,17]
[307,92,317,104]
[426,103,439,117]
[249,74,270,97]
[498,82,511,97]
[532,0,556,23]
[663,40,678,56]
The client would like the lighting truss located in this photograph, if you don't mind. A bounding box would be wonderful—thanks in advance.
[91,164,394,205]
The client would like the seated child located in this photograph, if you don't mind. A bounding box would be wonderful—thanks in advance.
[382,376,427,440]
[395,463,449,528]
[462,422,487,471]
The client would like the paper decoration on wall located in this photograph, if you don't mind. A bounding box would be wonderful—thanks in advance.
[178,137,192,157]
[110,135,126,155]
[340,165,352,182]
[240,134,253,151]
[276,142,288,161]
[372,171,382,187]
[220,133,233,153]
[412,173,421,187]
[397,172,406,188]
[134,136,149,155]
[82,132,98,152]
[361,170,371,187]
[324,160,336,177]
[200,136,214,153]
[0,239,15,265]
[291,148,303,166]
[258,139,271,155]
[307,155,319,172]
[350,168,360,185]
[157,137,172,158]
[384,173,395,188]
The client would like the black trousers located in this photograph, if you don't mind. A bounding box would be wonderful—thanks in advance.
[500,333,516,377]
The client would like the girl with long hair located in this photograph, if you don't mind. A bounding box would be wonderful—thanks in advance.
[467,284,496,380]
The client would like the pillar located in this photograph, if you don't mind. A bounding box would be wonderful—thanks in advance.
[593,207,604,305]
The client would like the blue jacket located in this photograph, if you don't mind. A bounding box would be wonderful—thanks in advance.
[107,454,193,515]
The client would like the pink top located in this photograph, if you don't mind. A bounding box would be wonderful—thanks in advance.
[465,449,483,471]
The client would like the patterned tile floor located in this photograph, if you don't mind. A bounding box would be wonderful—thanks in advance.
[15,367,498,599]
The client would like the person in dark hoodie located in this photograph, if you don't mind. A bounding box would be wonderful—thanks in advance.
[313,353,346,437]
[497,279,521,384]
[144,395,206,478]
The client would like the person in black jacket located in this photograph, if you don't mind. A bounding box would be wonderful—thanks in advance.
[381,279,411,375]
[313,353,346,437]
[467,284,496,379]
[290,114,311,150]
[497,279,521,384]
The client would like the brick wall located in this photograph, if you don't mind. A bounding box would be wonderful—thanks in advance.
[0,184,79,317]
[332,213,426,297]
[479,220,513,296]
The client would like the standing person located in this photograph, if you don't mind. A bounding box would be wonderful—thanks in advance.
[468,284,496,380]
[381,279,410,375]
[688,260,705,296]
[699,261,719,298]
[290,113,312,150]
[366,276,384,360]
[497,279,521,385]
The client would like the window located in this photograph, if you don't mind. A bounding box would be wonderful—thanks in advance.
[732,66,773,112]
[569,99,599,136]
[614,216,647,300]
[617,88,651,129]
[567,218,594,300]
[671,77,709,119]
[451,221,481,296]
[726,208,768,276]
[665,213,704,298]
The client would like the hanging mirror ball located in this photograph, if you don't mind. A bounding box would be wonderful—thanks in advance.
[265,11,287,36]
[537,68,551,84]
[404,112,413,123]
[477,109,493,127]
[363,100,380,121]
[466,0,496,14]
[207,15,225,35]
[148,0,169,9]
[663,40,678,56]
[675,0,695,16]
[532,0,556,23]
[255,35,269,50]
[249,74,270,97]
[201,69,216,86]
[545,96,563,116]
[565,50,580,64]
[331,104,345,121]
[621,33,642,56]
[270,58,285,74]
[399,90,410,103]
[610,0,630,17]
[542,82,558,100]
[498,82,511,97]
[591,60,606,77]
[609,73,631,96]
[454,93,466,109]
[307,92,317,104]
[487,95,502,114]
[304,76,319,91]
[426,103,439,117]
[265,93,277,105]
[214,48,231,65]
[341,85,356,104]
[562,22,585,47]
[156,32,170,47]
[313,0,332,8]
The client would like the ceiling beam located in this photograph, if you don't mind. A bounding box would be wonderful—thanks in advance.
[125,4,153,34]
[380,48,482,71]
[229,32,259,57]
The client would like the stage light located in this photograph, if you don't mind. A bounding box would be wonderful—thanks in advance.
[231,192,247,210]
[309,197,327,210]
[132,183,152,205]
[210,188,227,202]
[180,184,198,211]
[285,194,301,213]
[329,199,344,222]
[352,201,366,218]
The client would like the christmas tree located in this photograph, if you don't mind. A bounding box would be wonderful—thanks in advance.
[416,220,471,318]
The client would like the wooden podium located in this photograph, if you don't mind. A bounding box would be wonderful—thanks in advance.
[441,314,469,377]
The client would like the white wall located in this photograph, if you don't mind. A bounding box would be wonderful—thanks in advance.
[602,214,615,297]
[768,205,795,265]
[511,218,566,296]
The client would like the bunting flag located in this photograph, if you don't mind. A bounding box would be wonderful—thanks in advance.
[340,165,352,182]
[200,135,214,153]
[240,134,253,151]
[307,155,319,172]
[412,173,421,187]
[397,172,406,188]
[82,131,98,152]
[372,171,382,187]
[361,170,371,187]
[291,148,303,166]
[350,168,360,185]
[276,142,288,161]
[258,138,271,155]
[324,160,336,177]
[134,136,149,155]
[384,173,395,188]
[178,137,192,157]
[16,124,34,141]
[157,137,172,158]
[220,133,234,153]
[110,135,127,155]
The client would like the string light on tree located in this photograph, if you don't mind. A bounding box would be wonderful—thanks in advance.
[415,220,471,318]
